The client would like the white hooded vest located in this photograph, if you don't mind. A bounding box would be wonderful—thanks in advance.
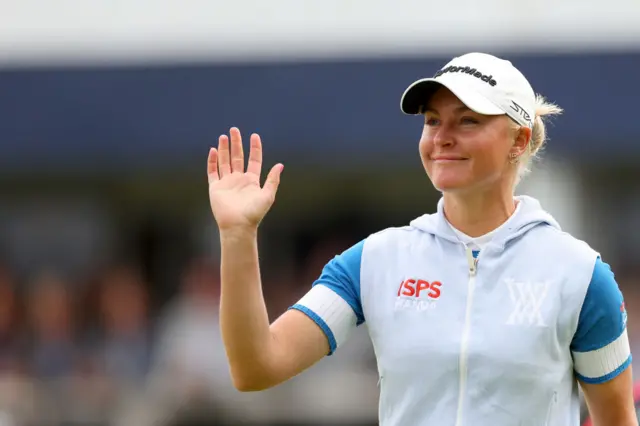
[292,196,630,426]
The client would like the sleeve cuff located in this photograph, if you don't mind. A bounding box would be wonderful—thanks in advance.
[573,327,632,383]
[288,285,358,355]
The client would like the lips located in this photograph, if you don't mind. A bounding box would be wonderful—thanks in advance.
[431,156,468,161]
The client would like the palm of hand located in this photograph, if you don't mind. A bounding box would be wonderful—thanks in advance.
[207,127,283,231]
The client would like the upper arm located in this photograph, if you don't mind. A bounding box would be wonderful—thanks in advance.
[288,239,365,354]
[571,257,631,383]
[265,308,332,387]
[571,257,636,424]
[259,240,365,389]
[580,367,636,426]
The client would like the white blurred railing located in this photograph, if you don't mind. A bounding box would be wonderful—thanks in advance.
[0,0,639,67]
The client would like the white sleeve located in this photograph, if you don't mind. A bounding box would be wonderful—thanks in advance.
[572,328,631,382]
[289,239,365,355]
[291,285,358,354]
[571,257,632,383]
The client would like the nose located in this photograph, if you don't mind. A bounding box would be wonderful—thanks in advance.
[432,124,454,148]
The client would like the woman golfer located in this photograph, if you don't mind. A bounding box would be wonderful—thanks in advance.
[207,52,636,425]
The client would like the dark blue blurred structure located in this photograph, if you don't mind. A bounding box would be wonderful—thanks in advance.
[1,51,639,171]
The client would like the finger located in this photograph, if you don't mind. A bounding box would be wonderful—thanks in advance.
[207,148,219,184]
[246,133,262,177]
[263,163,284,199]
[229,127,244,173]
[218,135,231,177]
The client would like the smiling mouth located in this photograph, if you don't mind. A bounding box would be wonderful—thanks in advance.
[431,158,468,162]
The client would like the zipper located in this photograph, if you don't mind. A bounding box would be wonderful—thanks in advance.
[378,374,391,422]
[455,246,479,426]
[545,391,558,425]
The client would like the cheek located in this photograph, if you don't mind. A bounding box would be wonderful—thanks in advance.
[418,131,432,160]
[418,141,432,175]
[470,141,509,175]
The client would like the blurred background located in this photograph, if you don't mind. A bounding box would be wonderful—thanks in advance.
[0,0,639,425]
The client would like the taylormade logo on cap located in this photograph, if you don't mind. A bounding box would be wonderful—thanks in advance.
[400,52,536,128]
[434,65,497,87]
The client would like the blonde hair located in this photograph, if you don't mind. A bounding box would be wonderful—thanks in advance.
[512,95,563,185]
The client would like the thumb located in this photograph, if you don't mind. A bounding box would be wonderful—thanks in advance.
[263,163,283,199]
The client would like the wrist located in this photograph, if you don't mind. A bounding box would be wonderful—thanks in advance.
[219,226,259,242]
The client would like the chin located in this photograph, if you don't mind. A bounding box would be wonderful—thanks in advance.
[432,181,470,193]
[429,173,474,193]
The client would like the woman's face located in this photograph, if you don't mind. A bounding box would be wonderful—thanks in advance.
[419,87,524,194]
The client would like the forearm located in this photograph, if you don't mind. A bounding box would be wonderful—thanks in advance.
[219,227,274,385]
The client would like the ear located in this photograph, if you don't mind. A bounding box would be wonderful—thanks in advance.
[510,126,532,158]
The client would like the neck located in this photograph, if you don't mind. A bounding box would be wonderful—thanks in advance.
[443,184,517,238]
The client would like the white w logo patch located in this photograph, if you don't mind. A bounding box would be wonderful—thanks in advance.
[505,278,550,326]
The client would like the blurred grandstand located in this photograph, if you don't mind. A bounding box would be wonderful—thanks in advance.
[0,1,639,425]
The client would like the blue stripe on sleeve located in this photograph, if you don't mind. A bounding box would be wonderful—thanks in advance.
[575,354,632,384]
[312,240,365,325]
[571,257,626,353]
[290,304,337,353]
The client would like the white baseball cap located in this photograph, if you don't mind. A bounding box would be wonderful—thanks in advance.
[400,52,536,128]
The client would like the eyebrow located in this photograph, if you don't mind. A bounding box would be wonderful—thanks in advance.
[424,105,472,115]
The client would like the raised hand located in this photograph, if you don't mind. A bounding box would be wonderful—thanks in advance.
[208,127,283,232]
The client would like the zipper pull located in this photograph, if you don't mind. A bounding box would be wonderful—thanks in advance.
[465,246,477,276]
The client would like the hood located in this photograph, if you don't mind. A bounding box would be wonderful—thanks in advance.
[409,195,561,251]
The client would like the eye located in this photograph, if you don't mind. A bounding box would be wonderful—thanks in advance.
[461,116,479,125]
[425,117,440,126]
